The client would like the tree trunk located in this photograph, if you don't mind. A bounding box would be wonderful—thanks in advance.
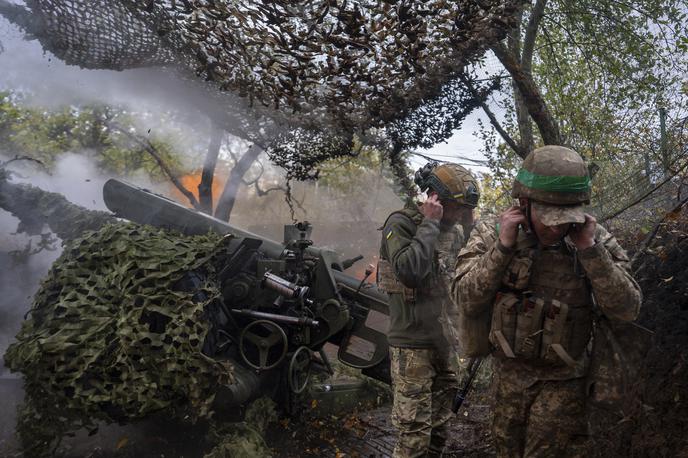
[214,145,263,222]
[506,0,549,153]
[198,124,223,214]
[492,42,561,146]
[508,8,535,154]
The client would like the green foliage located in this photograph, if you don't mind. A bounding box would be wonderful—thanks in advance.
[479,0,688,215]
[316,138,409,209]
[477,172,515,217]
[0,91,189,180]
[317,140,388,192]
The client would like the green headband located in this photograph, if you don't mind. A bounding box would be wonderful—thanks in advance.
[516,168,591,193]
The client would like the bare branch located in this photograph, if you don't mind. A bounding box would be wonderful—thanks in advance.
[253,182,284,197]
[461,75,527,159]
[109,123,200,209]
[522,0,548,71]
[631,194,688,269]
[0,155,47,170]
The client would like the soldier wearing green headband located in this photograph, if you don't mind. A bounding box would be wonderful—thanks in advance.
[451,146,642,457]
[378,161,479,457]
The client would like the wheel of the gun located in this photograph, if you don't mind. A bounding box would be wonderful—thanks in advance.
[288,346,312,394]
[238,319,288,371]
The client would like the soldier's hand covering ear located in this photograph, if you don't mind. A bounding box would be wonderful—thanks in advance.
[569,213,596,250]
[420,194,443,221]
[499,206,527,248]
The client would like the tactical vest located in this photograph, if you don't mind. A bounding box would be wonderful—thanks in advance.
[489,236,593,368]
[377,208,461,302]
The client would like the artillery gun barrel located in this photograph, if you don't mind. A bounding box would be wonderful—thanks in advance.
[102,179,389,305]
[230,309,320,327]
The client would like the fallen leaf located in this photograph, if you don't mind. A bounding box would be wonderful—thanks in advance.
[116,437,129,450]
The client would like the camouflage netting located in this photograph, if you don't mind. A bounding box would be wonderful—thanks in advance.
[4,222,235,455]
[0,0,525,193]
[20,0,176,70]
[204,397,278,458]
[0,169,116,241]
[6,0,523,133]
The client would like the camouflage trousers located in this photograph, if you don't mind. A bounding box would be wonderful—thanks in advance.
[390,346,458,458]
[492,367,589,458]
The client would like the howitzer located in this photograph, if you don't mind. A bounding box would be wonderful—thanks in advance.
[102,179,392,406]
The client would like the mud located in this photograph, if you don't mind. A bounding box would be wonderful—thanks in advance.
[268,401,494,457]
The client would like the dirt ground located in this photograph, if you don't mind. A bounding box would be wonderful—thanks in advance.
[267,401,494,458]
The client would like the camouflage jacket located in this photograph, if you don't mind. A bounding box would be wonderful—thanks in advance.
[379,203,464,348]
[451,217,642,382]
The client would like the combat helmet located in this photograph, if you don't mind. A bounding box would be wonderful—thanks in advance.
[512,145,591,225]
[414,161,480,208]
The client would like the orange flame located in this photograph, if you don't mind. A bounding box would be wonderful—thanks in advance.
[170,171,227,210]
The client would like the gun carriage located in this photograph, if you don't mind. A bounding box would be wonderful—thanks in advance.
[102,179,391,409]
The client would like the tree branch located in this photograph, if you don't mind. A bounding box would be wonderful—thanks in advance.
[461,75,527,158]
[522,0,548,72]
[631,194,688,270]
[0,155,46,170]
[253,182,284,197]
[492,41,562,146]
[109,124,200,209]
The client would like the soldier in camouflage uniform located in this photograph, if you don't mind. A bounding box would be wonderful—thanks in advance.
[451,146,642,457]
[378,162,480,457]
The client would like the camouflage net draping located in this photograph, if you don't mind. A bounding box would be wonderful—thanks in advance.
[20,0,175,70]
[0,169,116,241]
[14,0,523,133]
[0,1,526,195]
[4,222,235,455]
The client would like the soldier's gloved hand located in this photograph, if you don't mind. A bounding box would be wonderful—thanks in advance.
[569,213,596,250]
[420,193,443,222]
[498,205,527,248]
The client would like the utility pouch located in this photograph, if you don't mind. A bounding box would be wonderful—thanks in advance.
[540,300,575,366]
[376,259,416,303]
[501,254,533,291]
[514,295,545,359]
[489,292,519,358]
